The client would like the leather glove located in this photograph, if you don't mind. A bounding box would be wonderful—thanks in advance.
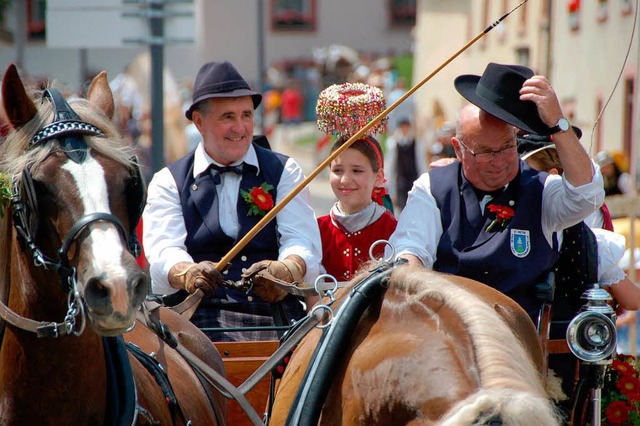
[241,258,305,303]
[169,261,223,297]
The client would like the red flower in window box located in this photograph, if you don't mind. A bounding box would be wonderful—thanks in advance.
[568,0,581,13]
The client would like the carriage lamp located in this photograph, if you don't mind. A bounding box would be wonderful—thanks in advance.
[566,283,617,363]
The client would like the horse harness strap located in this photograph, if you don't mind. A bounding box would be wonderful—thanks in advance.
[0,297,72,338]
[287,262,397,426]
[136,301,264,426]
[31,89,103,149]
[139,299,329,426]
[169,276,351,320]
[125,341,188,426]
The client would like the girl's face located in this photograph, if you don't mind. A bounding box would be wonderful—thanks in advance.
[329,147,384,214]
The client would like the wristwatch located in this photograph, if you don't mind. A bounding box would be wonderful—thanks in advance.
[550,117,570,134]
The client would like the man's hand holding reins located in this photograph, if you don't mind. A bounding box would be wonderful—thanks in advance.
[168,261,224,296]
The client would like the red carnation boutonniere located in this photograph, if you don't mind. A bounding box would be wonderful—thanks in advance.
[486,204,515,233]
[241,182,275,217]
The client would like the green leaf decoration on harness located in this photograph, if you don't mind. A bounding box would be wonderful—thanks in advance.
[0,172,11,218]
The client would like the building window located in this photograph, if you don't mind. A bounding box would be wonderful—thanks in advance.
[271,0,316,32]
[389,0,416,27]
[515,47,530,67]
[28,0,46,40]
[622,0,633,15]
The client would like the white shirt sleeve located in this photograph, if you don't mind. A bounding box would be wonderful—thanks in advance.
[142,167,194,295]
[276,157,322,284]
[541,162,606,246]
[387,172,442,267]
[592,228,627,286]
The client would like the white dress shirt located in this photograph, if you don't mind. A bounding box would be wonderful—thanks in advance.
[143,142,322,295]
[388,162,605,268]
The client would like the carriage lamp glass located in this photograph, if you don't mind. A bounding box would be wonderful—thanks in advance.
[566,285,617,363]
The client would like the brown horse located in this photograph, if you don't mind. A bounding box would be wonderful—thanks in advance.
[271,265,561,425]
[0,64,226,425]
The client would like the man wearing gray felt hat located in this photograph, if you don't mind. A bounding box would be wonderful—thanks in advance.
[185,61,262,121]
[144,60,321,341]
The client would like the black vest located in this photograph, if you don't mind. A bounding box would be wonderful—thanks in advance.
[429,160,559,319]
[168,142,286,302]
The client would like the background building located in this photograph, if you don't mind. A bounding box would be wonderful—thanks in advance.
[0,0,414,91]
[413,0,639,182]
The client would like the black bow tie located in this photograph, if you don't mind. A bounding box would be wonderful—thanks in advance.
[473,186,504,200]
[208,163,243,184]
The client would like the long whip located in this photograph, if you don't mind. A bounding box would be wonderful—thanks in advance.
[175,0,529,316]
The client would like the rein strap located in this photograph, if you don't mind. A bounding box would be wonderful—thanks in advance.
[0,298,72,338]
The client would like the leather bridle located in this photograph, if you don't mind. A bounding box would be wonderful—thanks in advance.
[0,88,133,338]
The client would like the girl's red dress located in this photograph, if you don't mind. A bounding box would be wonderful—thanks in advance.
[318,210,397,281]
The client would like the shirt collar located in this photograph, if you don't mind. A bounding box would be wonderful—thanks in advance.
[192,141,261,178]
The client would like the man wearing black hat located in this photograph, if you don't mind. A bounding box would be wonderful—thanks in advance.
[143,61,321,341]
[389,63,605,321]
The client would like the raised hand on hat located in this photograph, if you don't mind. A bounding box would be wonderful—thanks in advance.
[519,75,594,187]
[518,75,564,129]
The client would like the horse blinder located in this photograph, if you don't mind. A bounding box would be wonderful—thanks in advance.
[125,156,146,258]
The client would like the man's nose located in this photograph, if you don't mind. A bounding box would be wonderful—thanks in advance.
[230,118,244,132]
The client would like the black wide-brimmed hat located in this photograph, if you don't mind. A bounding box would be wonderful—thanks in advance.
[185,61,262,120]
[455,62,555,135]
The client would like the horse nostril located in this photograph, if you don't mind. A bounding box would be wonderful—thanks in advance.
[130,272,149,305]
[84,277,111,314]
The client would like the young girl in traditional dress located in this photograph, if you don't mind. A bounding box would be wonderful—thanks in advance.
[317,136,397,281]
[315,82,397,281]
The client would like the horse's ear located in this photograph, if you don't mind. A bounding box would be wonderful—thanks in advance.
[2,63,38,129]
[86,71,115,121]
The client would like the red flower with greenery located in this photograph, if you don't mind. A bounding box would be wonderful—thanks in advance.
[241,183,274,217]
[485,204,515,232]
[606,400,631,425]
[603,354,640,425]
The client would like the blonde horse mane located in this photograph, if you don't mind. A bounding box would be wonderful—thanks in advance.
[386,266,561,425]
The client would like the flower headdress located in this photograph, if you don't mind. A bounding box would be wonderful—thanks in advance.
[317,83,390,209]
[316,82,387,139]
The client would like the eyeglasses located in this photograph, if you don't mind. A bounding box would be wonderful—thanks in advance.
[457,139,517,164]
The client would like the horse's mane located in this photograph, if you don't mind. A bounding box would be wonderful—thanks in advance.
[386,266,546,396]
[0,88,136,175]
[0,84,138,296]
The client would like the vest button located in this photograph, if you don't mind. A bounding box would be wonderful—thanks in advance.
[241,255,247,261]
[191,183,198,191]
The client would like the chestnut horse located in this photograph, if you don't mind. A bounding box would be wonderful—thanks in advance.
[271,265,561,425]
[0,64,226,425]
